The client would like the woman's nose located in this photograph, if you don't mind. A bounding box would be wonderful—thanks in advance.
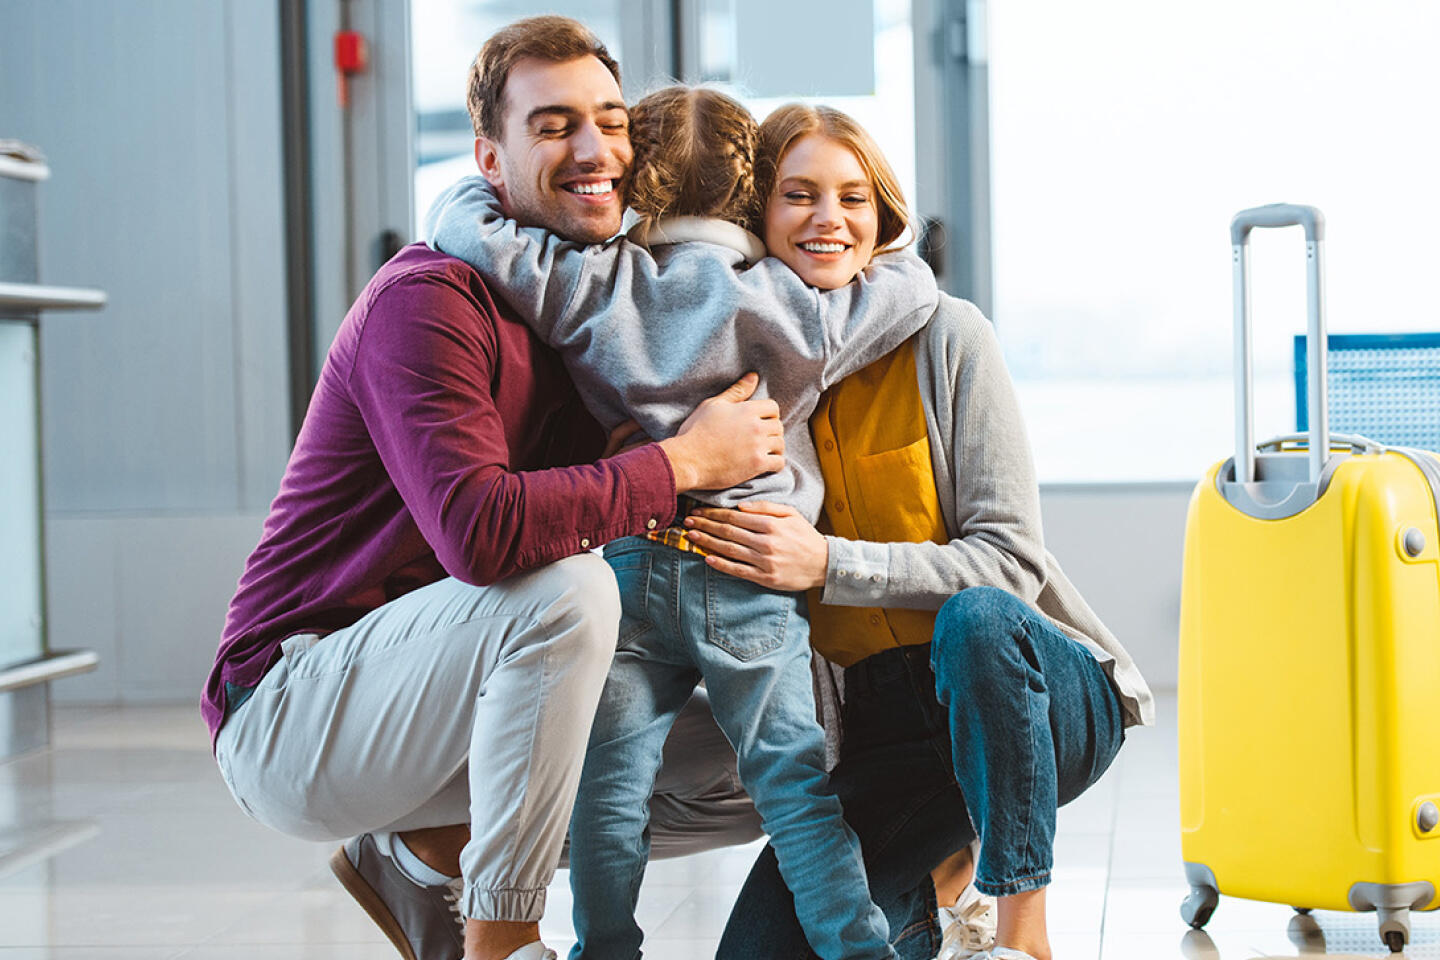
[812,196,843,229]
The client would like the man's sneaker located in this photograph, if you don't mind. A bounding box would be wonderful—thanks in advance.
[329,833,466,960]
[935,881,998,960]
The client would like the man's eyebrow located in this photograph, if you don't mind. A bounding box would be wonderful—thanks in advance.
[524,102,628,125]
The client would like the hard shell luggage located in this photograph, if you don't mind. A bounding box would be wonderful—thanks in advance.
[1177,204,1440,952]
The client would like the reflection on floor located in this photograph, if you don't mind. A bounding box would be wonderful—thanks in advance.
[1,694,1436,959]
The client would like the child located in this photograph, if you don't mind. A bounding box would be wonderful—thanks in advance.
[426,86,935,960]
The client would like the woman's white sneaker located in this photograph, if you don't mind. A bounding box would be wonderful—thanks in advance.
[935,881,998,960]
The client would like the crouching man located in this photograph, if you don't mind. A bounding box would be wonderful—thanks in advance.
[204,17,771,960]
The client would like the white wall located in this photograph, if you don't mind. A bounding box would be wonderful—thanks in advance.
[1040,484,1192,692]
[0,1,290,704]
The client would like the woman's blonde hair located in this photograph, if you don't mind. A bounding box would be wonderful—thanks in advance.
[627,86,761,228]
[756,104,914,253]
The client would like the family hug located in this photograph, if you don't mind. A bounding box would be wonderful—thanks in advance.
[205,15,1154,960]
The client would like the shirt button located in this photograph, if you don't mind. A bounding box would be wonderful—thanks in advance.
[646,518,658,530]
[871,574,882,583]
[833,500,846,513]
[823,440,835,451]
[837,570,848,579]
[580,538,590,548]
[869,614,882,626]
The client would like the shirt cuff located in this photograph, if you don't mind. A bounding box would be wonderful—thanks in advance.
[610,442,677,534]
[821,537,892,607]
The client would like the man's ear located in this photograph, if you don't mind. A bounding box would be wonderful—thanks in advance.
[474,136,504,188]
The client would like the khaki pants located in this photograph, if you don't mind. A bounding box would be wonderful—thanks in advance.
[215,554,760,922]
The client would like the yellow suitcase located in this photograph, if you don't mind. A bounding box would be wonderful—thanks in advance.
[1178,204,1440,953]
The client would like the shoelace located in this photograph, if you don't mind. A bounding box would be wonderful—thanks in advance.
[443,877,466,932]
[936,888,998,960]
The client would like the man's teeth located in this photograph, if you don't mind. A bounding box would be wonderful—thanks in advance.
[568,181,613,195]
[800,242,846,253]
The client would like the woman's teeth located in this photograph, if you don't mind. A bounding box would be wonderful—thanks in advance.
[800,242,846,254]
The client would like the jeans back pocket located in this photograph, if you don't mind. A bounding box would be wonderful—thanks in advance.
[703,569,796,661]
[605,543,654,648]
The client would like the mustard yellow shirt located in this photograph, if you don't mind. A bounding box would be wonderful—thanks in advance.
[808,338,949,666]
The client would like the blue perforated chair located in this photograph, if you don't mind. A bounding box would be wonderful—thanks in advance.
[1295,333,1440,452]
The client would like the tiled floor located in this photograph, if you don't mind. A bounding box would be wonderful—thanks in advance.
[2,695,1438,959]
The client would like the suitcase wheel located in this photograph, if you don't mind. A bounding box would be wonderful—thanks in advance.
[1378,907,1411,953]
[1180,882,1218,929]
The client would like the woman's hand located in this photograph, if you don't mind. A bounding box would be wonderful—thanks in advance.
[683,501,828,591]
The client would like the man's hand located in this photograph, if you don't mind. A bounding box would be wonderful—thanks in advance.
[659,373,784,492]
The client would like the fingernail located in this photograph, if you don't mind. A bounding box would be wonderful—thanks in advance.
[683,517,694,526]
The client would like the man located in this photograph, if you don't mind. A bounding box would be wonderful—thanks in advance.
[205,17,771,960]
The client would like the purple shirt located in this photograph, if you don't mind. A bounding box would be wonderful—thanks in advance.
[203,244,677,743]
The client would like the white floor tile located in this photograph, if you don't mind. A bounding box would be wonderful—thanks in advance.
[16,693,1431,959]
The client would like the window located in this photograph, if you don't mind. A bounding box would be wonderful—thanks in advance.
[989,0,1440,482]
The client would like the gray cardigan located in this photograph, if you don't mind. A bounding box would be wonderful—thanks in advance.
[815,295,1155,729]
[424,176,938,522]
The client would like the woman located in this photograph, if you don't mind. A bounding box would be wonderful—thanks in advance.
[688,104,1156,960]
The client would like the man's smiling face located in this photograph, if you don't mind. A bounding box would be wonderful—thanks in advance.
[474,55,632,243]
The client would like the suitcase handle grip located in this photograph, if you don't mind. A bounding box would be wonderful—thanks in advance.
[1256,433,1383,456]
[1230,203,1326,245]
[1232,204,1328,486]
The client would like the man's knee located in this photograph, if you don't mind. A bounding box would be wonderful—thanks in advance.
[531,551,621,658]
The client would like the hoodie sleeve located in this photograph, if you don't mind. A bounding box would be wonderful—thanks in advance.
[736,250,940,390]
[423,175,602,347]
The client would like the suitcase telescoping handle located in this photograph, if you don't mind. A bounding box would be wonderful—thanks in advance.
[1230,203,1327,486]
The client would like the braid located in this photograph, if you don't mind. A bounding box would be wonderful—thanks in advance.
[626,86,759,229]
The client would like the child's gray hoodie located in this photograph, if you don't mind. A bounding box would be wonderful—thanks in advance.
[424,176,938,523]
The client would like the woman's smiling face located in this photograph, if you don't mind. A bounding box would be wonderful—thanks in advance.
[762,134,879,290]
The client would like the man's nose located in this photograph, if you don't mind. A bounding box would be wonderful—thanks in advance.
[570,120,610,167]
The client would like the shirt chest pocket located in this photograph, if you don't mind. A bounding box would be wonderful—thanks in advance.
[851,436,948,546]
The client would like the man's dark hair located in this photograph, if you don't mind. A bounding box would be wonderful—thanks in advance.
[467,16,622,140]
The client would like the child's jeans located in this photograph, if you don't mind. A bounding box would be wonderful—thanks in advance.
[567,536,895,960]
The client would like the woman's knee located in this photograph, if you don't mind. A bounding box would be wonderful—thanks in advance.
[931,586,1029,687]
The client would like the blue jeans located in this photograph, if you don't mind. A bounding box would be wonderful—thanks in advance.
[568,537,894,960]
[716,585,1126,959]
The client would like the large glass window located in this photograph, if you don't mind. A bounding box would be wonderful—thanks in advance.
[989,0,1440,483]
[696,0,916,215]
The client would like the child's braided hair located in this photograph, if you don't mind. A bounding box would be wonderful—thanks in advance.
[626,86,762,232]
